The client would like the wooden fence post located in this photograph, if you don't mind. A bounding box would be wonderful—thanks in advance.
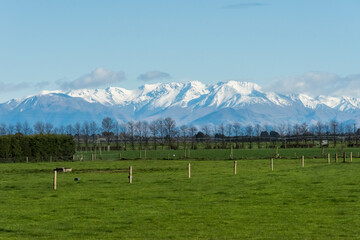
[188,163,191,179]
[270,158,274,171]
[26,156,29,163]
[234,160,237,175]
[53,170,57,190]
[301,156,304,167]
[350,152,353,163]
[328,153,330,164]
[335,153,338,163]
[129,166,133,184]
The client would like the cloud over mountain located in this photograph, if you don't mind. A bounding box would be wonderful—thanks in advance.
[56,67,126,90]
[137,71,172,82]
[265,72,360,97]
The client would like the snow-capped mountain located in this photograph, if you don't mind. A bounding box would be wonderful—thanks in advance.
[1,80,360,127]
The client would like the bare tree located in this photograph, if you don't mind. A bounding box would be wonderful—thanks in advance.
[189,126,197,149]
[233,122,241,148]
[158,119,165,149]
[15,122,22,134]
[202,124,212,149]
[34,122,44,134]
[330,120,338,147]
[120,122,128,150]
[89,121,98,148]
[135,121,143,150]
[82,121,90,150]
[149,120,158,150]
[57,125,65,135]
[0,123,6,135]
[142,121,149,150]
[101,117,114,146]
[114,122,120,149]
[66,124,74,136]
[22,121,32,135]
[255,123,261,148]
[74,122,81,146]
[180,125,188,149]
[164,117,176,148]
[245,125,253,149]
[128,121,135,150]
[45,122,54,134]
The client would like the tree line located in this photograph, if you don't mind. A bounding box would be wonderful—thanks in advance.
[1,118,360,150]
[0,134,76,161]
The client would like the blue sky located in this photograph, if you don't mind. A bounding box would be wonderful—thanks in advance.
[0,0,359,102]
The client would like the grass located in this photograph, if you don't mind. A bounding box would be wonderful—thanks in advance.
[73,147,360,161]
[1,158,360,239]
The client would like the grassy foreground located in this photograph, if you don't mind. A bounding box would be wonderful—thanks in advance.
[1,159,360,239]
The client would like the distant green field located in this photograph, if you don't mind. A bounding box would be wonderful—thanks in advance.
[1,158,360,239]
[73,147,360,161]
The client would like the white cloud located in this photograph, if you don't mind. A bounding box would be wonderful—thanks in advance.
[137,71,172,82]
[57,67,126,90]
[265,72,360,97]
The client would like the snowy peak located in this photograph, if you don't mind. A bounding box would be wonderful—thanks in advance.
[2,80,360,126]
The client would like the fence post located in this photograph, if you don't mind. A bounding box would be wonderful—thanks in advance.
[129,166,133,184]
[350,152,353,163]
[270,158,274,171]
[328,153,330,164]
[119,153,122,160]
[234,160,237,175]
[53,170,57,190]
[188,163,191,179]
[301,156,304,167]
[335,153,338,163]
[26,156,29,163]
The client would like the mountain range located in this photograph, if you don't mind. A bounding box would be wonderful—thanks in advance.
[1,80,360,127]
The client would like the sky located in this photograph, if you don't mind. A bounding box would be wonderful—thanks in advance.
[0,0,360,102]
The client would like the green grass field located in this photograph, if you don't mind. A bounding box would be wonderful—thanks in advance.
[73,147,360,161]
[1,158,360,239]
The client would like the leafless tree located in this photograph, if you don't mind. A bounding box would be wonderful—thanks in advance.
[128,121,135,150]
[34,122,44,134]
[0,123,6,135]
[82,121,90,150]
[149,120,158,150]
[22,121,32,135]
[330,120,338,147]
[45,123,54,134]
[101,117,114,146]
[15,122,22,134]
[164,117,176,148]
[142,121,150,149]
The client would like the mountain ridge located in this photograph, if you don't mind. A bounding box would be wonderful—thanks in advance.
[1,80,360,127]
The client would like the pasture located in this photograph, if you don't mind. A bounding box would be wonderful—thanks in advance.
[1,157,360,239]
